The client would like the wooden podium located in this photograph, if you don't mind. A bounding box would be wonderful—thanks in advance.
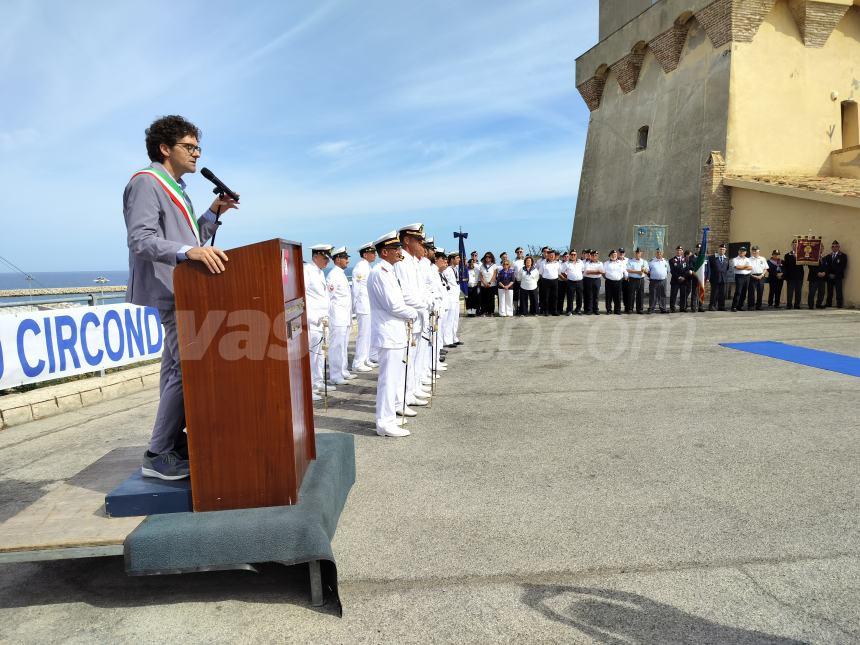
[174,239,315,512]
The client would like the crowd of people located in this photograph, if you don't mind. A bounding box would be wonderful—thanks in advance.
[303,224,462,438]
[464,242,849,316]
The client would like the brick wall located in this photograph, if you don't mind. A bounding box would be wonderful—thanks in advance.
[610,51,646,94]
[694,0,776,48]
[577,75,608,112]
[648,22,692,73]
[789,0,852,47]
[700,151,731,245]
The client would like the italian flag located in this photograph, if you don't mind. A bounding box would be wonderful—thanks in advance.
[693,227,709,303]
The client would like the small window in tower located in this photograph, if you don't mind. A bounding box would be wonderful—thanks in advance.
[636,126,649,152]
[842,100,859,149]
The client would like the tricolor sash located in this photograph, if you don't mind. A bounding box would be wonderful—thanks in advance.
[132,167,200,244]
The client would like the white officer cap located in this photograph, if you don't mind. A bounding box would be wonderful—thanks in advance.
[331,246,349,258]
[310,244,333,256]
[373,230,402,251]
[435,247,445,255]
[358,242,376,254]
[398,223,425,239]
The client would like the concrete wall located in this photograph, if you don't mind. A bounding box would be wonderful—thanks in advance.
[730,187,860,305]
[600,0,656,41]
[831,145,860,178]
[727,3,860,174]
[572,19,730,254]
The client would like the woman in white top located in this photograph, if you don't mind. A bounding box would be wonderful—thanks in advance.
[466,258,480,316]
[478,252,498,316]
[518,256,539,315]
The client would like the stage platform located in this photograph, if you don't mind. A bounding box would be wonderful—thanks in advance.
[0,433,355,609]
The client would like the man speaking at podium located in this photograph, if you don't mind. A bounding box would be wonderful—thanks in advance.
[123,115,238,480]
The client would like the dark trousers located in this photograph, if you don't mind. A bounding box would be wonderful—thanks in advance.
[605,279,622,313]
[767,279,783,307]
[566,280,583,313]
[480,285,496,315]
[785,278,802,308]
[747,276,764,309]
[542,279,559,315]
[521,288,538,315]
[622,279,632,312]
[557,280,567,314]
[670,281,689,310]
[709,281,726,310]
[513,282,521,314]
[648,279,667,312]
[808,280,825,309]
[826,278,844,307]
[732,275,750,309]
[537,277,544,314]
[467,286,480,313]
[628,278,644,312]
[583,278,600,314]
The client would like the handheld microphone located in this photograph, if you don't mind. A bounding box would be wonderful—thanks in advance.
[200,167,240,202]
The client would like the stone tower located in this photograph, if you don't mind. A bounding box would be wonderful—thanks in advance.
[571,0,860,254]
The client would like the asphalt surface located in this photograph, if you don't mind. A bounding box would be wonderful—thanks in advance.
[1,308,859,644]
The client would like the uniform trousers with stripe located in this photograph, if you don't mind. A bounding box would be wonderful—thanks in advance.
[353,313,371,369]
[444,299,458,344]
[309,322,325,388]
[375,345,406,431]
[149,309,185,455]
[328,324,350,381]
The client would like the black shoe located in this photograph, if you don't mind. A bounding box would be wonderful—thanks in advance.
[614,311,621,315]
[756,306,762,311]
[708,306,715,311]
[660,310,669,314]
[731,307,737,312]
[670,307,676,313]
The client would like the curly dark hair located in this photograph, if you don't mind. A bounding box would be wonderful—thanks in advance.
[145,115,201,162]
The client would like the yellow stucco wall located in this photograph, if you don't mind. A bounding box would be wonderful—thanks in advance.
[731,187,858,305]
[727,2,860,174]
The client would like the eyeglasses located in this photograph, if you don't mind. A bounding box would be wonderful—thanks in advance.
[175,143,202,155]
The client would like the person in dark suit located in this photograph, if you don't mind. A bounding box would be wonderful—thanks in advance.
[821,240,848,308]
[669,246,689,312]
[807,258,827,309]
[782,247,803,309]
[766,250,784,308]
[707,243,729,311]
[124,115,239,480]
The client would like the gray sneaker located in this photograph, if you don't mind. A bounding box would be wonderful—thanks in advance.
[141,451,190,480]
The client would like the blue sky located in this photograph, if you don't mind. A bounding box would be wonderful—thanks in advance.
[2,1,597,271]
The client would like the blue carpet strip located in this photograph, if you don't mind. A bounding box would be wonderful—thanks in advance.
[720,341,860,378]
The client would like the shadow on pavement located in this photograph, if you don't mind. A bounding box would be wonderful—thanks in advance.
[0,558,338,615]
[522,584,806,644]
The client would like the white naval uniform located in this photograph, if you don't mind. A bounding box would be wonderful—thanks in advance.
[326,264,352,381]
[368,261,418,433]
[442,265,460,346]
[351,258,374,369]
[303,262,330,389]
[426,261,447,375]
[419,256,440,383]
[395,249,429,400]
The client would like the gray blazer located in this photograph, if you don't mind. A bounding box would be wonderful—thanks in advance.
[123,162,218,310]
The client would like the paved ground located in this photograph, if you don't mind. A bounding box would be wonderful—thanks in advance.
[1,309,859,644]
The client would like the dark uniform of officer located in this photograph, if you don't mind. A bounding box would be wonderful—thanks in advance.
[669,246,689,312]
[767,250,783,308]
[707,244,729,311]
[783,248,803,309]
[807,257,827,309]
[821,240,848,308]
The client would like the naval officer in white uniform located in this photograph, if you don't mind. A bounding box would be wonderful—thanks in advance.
[395,223,431,409]
[351,242,376,372]
[326,246,355,384]
[303,244,333,399]
[368,231,418,437]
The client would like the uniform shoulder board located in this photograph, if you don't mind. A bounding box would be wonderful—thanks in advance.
[381,266,389,272]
